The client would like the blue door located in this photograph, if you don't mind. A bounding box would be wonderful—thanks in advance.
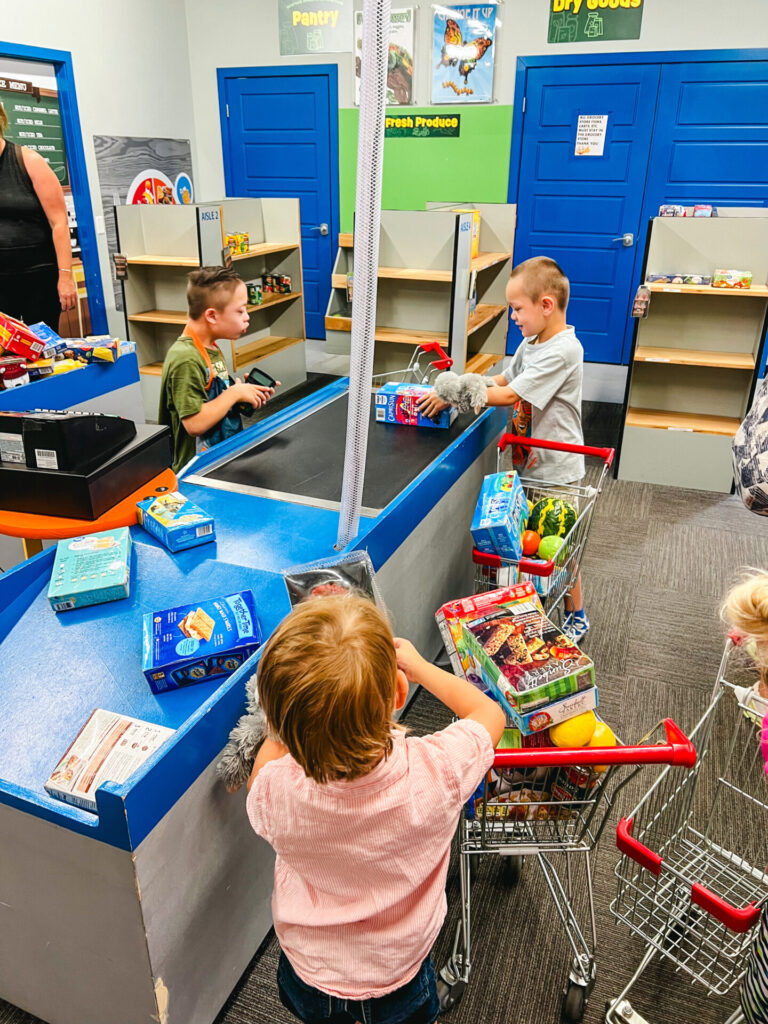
[219,66,339,340]
[512,65,661,365]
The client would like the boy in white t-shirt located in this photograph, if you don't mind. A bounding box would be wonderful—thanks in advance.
[419,256,589,641]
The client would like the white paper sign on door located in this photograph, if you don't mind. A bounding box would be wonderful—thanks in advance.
[575,114,608,156]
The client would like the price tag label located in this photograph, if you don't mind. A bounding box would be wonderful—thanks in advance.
[113,253,128,280]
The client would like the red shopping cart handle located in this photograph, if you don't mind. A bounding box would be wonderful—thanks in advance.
[472,547,555,577]
[493,719,695,770]
[497,433,615,468]
[418,341,453,371]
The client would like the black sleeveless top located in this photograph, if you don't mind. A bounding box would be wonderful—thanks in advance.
[0,140,57,275]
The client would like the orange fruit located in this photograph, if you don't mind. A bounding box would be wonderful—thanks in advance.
[521,530,540,556]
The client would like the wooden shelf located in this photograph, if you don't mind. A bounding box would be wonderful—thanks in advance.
[247,291,301,313]
[126,255,199,267]
[648,282,768,298]
[231,335,303,372]
[625,407,741,436]
[332,253,511,289]
[467,304,506,335]
[339,233,353,248]
[634,346,755,370]
[466,352,503,375]
[230,241,299,261]
[472,252,511,273]
[323,315,448,347]
[128,309,188,326]
[138,362,164,376]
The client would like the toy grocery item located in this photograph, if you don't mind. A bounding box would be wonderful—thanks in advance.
[142,590,261,693]
[521,530,540,556]
[549,710,597,748]
[48,528,132,612]
[137,491,215,552]
[470,470,528,559]
[527,497,577,539]
[537,535,564,561]
[374,382,457,429]
[283,550,383,608]
[45,709,174,812]
[713,269,752,289]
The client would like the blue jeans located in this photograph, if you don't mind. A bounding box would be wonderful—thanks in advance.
[277,951,440,1024]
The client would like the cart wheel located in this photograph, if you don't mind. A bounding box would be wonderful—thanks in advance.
[562,983,587,1023]
[437,976,466,1013]
[503,855,524,885]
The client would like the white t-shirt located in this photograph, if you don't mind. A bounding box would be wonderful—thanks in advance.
[502,326,585,483]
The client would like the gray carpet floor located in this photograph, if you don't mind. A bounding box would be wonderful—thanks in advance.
[4,429,768,1024]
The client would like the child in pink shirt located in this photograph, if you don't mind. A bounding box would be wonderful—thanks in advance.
[246,594,505,1024]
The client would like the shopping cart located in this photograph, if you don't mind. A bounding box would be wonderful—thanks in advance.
[437,720,696,1022]
[607,639,768,1024]
[472,435,615,618]
[372,340,454,386]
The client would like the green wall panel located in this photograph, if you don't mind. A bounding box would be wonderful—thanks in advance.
[338,105,513,233]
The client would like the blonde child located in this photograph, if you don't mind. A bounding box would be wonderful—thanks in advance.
[244,594,505,1024]
[419,256,588,642]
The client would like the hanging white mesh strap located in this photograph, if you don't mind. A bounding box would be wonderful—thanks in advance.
[335,0,391,550]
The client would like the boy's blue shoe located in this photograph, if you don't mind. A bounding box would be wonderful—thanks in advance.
[564,610,590,644]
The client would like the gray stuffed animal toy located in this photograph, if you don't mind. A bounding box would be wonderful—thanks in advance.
[433,371,495,414]
[216,669,267,791]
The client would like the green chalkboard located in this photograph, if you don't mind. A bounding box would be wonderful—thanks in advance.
[1,88,69,187]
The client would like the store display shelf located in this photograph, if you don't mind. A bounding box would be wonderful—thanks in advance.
[339,233,353,248]
[232,335,303,371]
[648,282,768,298]
[138,362,164,376]
[126,254,200,267]
[466,352,503,375]
[472,251,512,273]
[248,292,302,314]
[633,346,755,370]
[230,241,299,261]
[467,304,506,335]
[128,309,187,325]
[331,254,510,289]
[625,406,741,436]
[324,315,448,347]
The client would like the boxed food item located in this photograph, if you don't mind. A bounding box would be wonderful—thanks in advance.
[713,269,753,290]
[470,471,528,560]
[137,491,215,553]
[453,208,481,258]
[646,273,712,286]
[517,559,569,599]
[0,357,29,389]
[658,205,686,217]
[374,382,457,429]
[693,204,715,217]
[224,232,249,254]
[0,312,46,361]
[505,685,598,737]
[142,590,261,694]
[45,709,174,812]
[435,582,541,677]
[462,600,595,714]
[48,528,132,612]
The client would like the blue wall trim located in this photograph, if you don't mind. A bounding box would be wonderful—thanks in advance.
[0,40,107,334]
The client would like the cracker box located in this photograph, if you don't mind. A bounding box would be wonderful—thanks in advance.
[45,709,174,812]
[462,600,595,713]
[470,471,528,560]
[137,491,215,553]
[142,590,261,694]
[48,528,132,612]
[0,312,45,361]
[374,383,457,429]
[713,269,753,290]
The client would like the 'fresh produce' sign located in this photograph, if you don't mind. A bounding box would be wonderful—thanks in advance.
[385,114,461,139]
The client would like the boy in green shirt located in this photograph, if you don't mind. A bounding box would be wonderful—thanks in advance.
[159,266,277,472]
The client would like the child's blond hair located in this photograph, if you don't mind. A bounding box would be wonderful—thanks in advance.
[721,571,768,679]
[257,594,400,784]
[510,256,570,311]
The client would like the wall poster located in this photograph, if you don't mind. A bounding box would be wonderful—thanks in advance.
[431,4,497,105]
[279,0,353,55]
[355,8,414,106]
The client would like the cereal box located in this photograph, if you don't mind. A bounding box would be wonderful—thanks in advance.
[374,382,457,429]
[142,590,261,693]
[45,709,174,812]
[470,471,528,560]
[137,491,215,553]
[0,312,45,361]
[713,269,753,290]
[47,528,132,612]
[462,599,595,713]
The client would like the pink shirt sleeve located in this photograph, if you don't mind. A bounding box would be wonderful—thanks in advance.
[410,718,495,806]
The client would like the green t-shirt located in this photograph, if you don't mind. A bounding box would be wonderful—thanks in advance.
[158,336,233,473]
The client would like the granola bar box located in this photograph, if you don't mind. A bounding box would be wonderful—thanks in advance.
[47,528,132,612]
[136,491,215,553]
[44,709,174,813]
[142,590,261,694]
[462,599,595,714]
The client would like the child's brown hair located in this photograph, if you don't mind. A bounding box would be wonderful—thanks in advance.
[0,103,7,140]
[257,594,401,784]
[721,570,768,681]
[186,266,243,319]
[510,256,570,311]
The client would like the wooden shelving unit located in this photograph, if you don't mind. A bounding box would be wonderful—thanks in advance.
[115,198,308,421]
[617,214,768,492]
[325,204,515,378]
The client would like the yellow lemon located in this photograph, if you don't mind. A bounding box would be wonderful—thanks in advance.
[549,711,597,748]
[588,720,617,773]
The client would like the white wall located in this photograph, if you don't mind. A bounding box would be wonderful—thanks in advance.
[1,0,196,335]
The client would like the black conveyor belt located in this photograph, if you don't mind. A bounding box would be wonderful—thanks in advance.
[202,394,475,511]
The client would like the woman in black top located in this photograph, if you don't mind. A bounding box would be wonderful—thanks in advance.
[0,101,76,328]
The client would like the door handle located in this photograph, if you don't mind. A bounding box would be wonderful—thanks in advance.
[612,233,634,247]
[310,223,329,235]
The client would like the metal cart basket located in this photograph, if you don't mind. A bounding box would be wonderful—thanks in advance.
[372,340,454,386]
[438,721,695,1022]
[607,640,768,1024]
[473,435,615,617]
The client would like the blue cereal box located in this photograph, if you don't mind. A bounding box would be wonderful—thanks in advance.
[470,471,528,559]
[48,528,132,612]
[137,491,215,553]
[142,590,261,694]
[374,383,457,429]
